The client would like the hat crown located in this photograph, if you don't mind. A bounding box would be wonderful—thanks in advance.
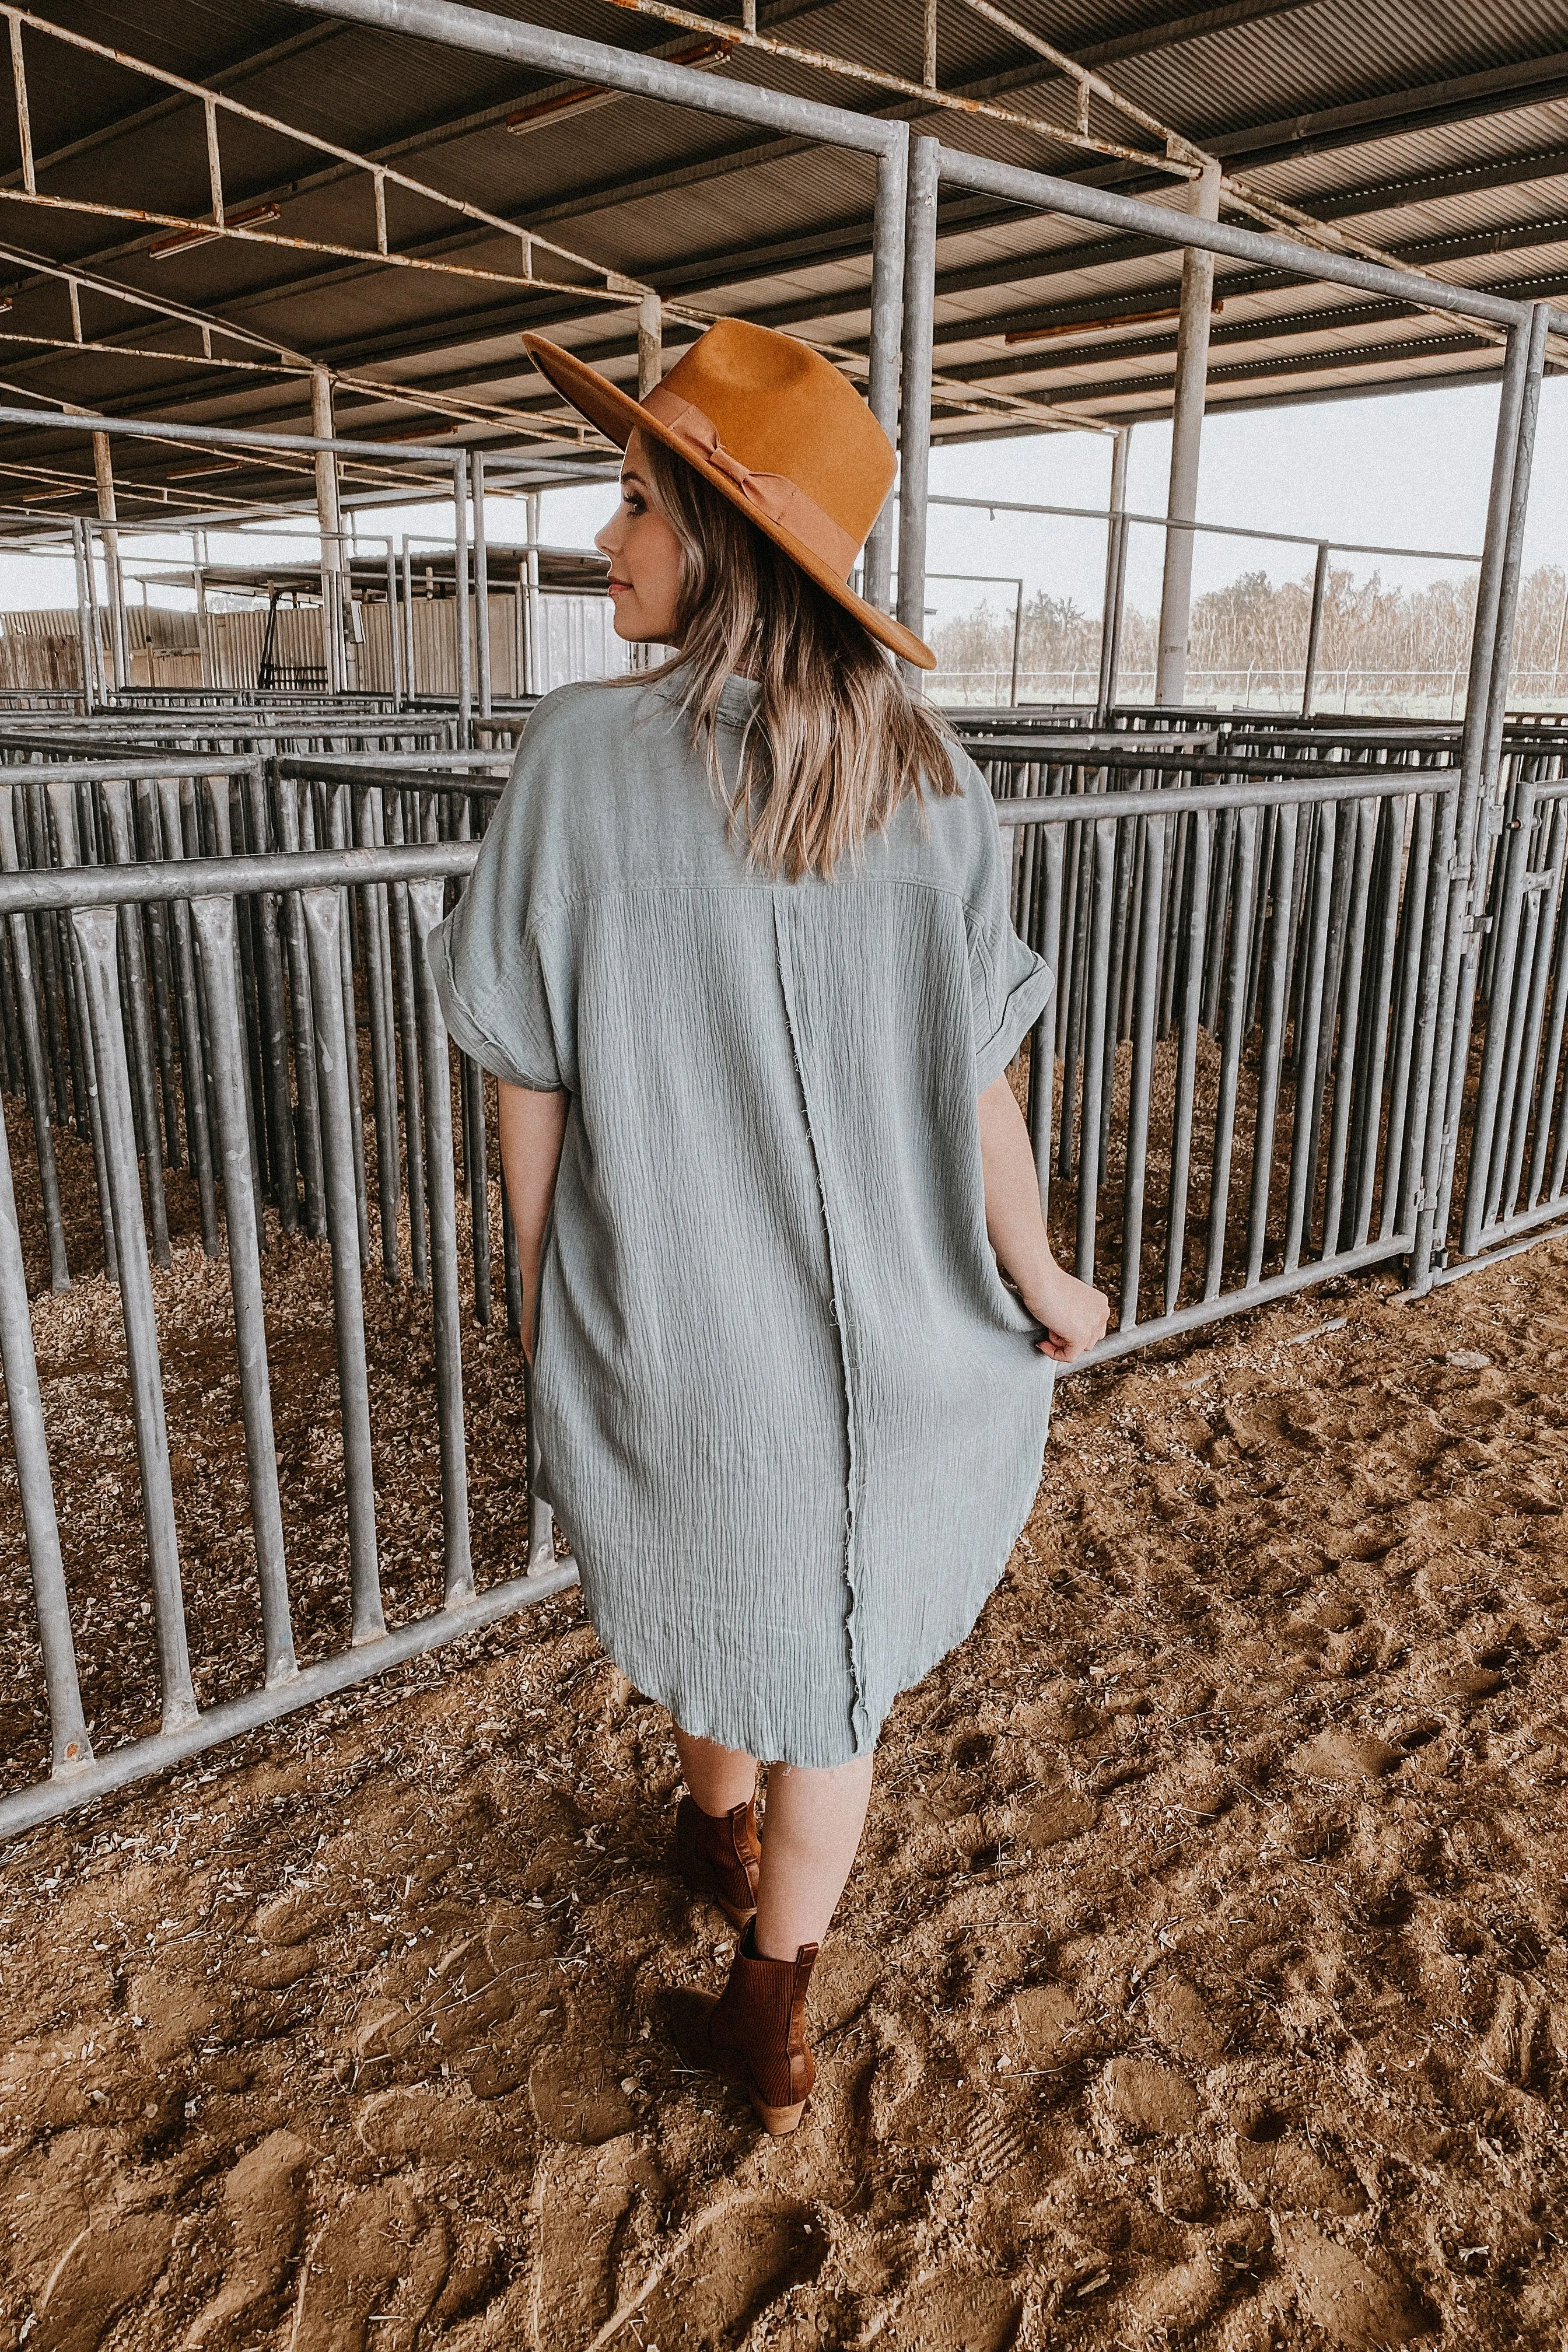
[656,318,894,560]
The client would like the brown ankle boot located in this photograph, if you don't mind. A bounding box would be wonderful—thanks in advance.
[674,1793,761,1930]
[674,1922,818,2136]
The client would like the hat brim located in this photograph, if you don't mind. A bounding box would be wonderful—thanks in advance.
[522,332,937,672]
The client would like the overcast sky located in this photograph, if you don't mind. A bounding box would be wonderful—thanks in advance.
[8,376,1565,631]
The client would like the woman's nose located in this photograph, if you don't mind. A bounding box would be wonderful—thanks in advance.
[594,513,620,557]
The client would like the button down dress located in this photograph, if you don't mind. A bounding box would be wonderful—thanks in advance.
[431,674,1055,1767]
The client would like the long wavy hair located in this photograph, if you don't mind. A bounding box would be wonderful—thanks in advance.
[632,430,961,881]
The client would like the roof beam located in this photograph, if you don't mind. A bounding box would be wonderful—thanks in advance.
[1204,49,1568,167]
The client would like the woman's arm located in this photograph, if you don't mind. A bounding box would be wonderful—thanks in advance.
[498,1081,569,1364]
[978,1073,1109,1363]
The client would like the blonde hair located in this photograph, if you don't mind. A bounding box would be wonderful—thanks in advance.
[634,431,960,881]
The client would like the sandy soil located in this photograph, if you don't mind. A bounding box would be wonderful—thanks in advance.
[3,1143,1568,2347]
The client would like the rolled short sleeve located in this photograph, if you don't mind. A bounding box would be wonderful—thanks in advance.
[428,697,577,1092]
[961,755,1055,1092]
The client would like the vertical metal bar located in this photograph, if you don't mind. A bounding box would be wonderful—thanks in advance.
[1164,809,1211,1312]
[244,768,300,1234]
[895,132,939,676]
[1384,792,1437,1237]
[72,906,197,1729]
[1074,817,1115,1284]
[1410,310,1544,1288]
[1118,812,1167,1329]
[1244,799,1299,1284]
[93,433,128,695]
[99,781,170,1268]
[401,539,416,702]
[385,791,429,1289]
[406,879,473,1602]
[1095,428,1130,724]
[302,887,384,1643]
[0,1089,90,1771]
[1156,159,1221,706]
[190,897,296,1687]
[1320,796,1378,1250]
[1347,794,1410,1248]
[353,790,401,1280]
[862,128,908,616]
[1028,826,1065,1233]
[1200,804,1259,1298]
[1301,541,1330,718]
[48,783,118,1280]
[1282,803,1338,1270]
[0,787,67,1289]
[1526,825,1568,1208]
[469,448,492,722]
[386,547,403,710]
[453,454,473,743]
[69,520,97,713]
[322,784,371,1268]
[154,778,220,1256]
[274,779,327,1237]
[1009,578,1024,709]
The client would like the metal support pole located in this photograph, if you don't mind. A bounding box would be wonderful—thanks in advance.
[400,537,416,700]
[1301,541,1330,718]
[386,545,402,708]
[453,454,473,742]
[1156,159,1221,708]
[1009,576,1024,709]
[312,367,345,695]
[525,491,542,696]
[92,430,127,694]
[862,130,909,615]
[895,132,939,683]
[637,291,663,398]
[469,447,492,722]
[1408,311,1544,1291]
[1095,426,1130,723]
[69,519,97,713]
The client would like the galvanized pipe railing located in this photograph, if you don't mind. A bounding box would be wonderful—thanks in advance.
[0,832,575,1840]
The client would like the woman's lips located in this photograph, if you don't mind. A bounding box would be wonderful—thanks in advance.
[607,578,630,596]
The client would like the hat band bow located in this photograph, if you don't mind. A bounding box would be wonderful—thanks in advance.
[642,384,859,580]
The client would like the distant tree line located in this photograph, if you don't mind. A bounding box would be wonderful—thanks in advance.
[931,564,1568,702]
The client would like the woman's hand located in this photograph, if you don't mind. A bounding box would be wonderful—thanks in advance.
[1019,1258,1110,1363]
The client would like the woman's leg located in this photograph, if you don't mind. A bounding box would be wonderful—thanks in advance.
[753,1752,875,1958]
[673,1728,758,1816]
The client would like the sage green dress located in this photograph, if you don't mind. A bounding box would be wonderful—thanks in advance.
[431,674,1055,1767]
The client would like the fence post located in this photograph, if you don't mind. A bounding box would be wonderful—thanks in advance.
[862,126,908,616]
[895,132,939,685]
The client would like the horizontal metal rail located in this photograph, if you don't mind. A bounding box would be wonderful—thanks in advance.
[934,146,1542,330]
[0,1563,579,1838]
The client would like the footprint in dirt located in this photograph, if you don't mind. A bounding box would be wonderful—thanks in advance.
[531,2138,660,2348]
[185,2129,308,2348]
[27,2210,172,2352]
[876,2271,1020,2350]
[606,2199,822,2351]
[289,2178,450,2351]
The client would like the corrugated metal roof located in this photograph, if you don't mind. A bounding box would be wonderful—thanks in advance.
[0,0,1563,530]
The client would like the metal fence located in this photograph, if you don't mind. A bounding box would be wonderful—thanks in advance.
[0,748,582,1839]
[2,699,1566,1834]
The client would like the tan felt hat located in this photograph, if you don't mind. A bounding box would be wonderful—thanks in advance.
[522,316,935,670]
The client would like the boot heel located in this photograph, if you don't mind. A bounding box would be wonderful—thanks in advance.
[750,2091,807,2136]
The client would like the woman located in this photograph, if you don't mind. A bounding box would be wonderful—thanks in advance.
[432,317,1107,2136]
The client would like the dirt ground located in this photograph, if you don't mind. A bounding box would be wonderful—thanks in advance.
[3,1143,1568,2347]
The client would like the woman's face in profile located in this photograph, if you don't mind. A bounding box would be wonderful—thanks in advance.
[595,429,684,644]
